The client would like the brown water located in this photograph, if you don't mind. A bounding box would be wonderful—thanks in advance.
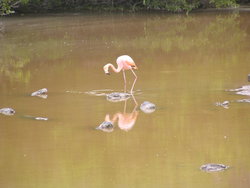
[1,11,250,188]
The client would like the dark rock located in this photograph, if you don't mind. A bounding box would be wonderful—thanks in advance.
[96,121,114,132]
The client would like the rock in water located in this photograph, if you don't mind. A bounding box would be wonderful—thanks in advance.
[106,92,130,102]
[140,101,156,113]
[0,108,15,116]
[215,101,230,109]
[200,164,229,172]
[31,88,48,98]
[96,121,114,132]
[227,85,250,96]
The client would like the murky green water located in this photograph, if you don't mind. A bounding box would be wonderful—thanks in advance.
[1,11,250,188]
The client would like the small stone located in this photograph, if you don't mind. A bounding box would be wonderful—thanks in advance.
[215,101,229,109]
[31,88,48,98]
[200,163,229,172]
[96,121,114,132]
[140,101,156,113]
[0,108,15,116]
[222,101,229,105]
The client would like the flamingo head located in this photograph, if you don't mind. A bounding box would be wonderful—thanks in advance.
[131,65,138,69]
[103,64,110,75]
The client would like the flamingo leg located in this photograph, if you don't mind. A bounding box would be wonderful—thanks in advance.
[105,114,111,122]
[130,69,137,94]
[123,99,127,113]
[123,70,127,92]
[131,93,138,106]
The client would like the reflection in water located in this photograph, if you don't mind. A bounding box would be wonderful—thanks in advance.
[0,21,4,37]
[85,90,141,131]
[1,13,248,86]
[84,89,113,96]
[101,98,139,132]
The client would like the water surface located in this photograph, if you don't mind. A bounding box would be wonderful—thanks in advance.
[1,12,250,188]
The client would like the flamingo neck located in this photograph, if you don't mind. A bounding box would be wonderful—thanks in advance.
[106,63,123,73]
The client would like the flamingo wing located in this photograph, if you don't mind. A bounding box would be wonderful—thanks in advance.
[120,55,138,69]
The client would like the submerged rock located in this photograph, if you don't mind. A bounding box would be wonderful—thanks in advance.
[96,121,114,132]
[140,101,156,113]
[215,101,230,109]
[200,163,229,172]
[235,99,250,103]
[31,88,48,98]
[106,92,131,102]
[23,115,49,121]
[0,108,15,116]
[84,89,113,96]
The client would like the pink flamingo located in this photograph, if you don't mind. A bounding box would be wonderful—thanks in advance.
[103,55,138,94]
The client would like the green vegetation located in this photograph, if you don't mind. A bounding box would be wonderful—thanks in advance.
[0,0,244,15]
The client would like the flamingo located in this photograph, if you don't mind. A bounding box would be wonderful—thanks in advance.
[103,55,138,94]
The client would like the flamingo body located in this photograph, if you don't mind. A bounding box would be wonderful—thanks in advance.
[116,55,137,70]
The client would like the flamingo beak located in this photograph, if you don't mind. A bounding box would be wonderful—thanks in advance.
[105,72,110,75]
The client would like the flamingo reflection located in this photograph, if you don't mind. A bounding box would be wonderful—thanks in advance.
[97,95,138,132]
